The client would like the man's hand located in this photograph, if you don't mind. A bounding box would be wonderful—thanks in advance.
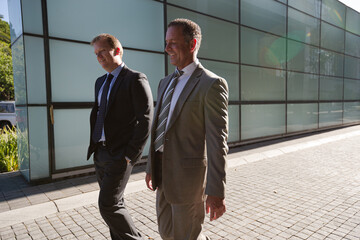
[145,173,154,191]
[206,195,226,221]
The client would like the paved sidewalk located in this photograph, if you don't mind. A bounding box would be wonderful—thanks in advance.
[1,125,360,239]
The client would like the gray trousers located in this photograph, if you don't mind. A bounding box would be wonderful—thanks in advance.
[94,147,143,240]
[156,186,207,240]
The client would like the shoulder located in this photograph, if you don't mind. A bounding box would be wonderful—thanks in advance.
[199,65,228,89]
[123,65,147,80]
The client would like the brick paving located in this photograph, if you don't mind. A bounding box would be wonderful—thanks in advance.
[1,126,360,239]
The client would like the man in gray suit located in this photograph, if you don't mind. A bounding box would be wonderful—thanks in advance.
[145,19,229,239]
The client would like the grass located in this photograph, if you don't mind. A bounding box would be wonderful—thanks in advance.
[0,126,18,172]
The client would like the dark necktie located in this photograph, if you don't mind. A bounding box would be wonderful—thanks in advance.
[154,70,183,151]
[92,74,114,143]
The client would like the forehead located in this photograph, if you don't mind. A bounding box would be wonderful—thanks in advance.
[93,39,112,50]
[166,26,185,40]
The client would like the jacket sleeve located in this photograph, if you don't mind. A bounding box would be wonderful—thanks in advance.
[204,77,229,198]
[125,74,154,164]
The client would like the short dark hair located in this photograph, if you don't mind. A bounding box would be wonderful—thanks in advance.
[168,18,202,51]
[91,33,123,58]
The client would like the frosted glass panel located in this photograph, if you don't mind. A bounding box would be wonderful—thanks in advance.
[288,8,320,46]
[22,0,43,34]
[50,40,103,102]
[47,0,164,52]
[288,0,321,18]
[11,36,26,105]
[345,32,360,58]
[168,6,239,62]
[8,0,22,44]
[287,104,318,132]
[16,107,29,181]
[321,22,344,53]
[287,72,318,101]
[241,27,286,69]
[54,109,92,170]
[241,65,285,101]
[24,36,46,104]
[123,51,164,100]
[228,105,239,142]
[319,49,344,77]
[321,0,346,28]
[344,55,360,79]
[319,102,343,127]
[346,8,360,35]
[28,107,49,179]
[201,60,239,101]
[287,40,319,74]
[241,0,286,36]
[168,0,238,22]
[241,104,285,140]
[344,102,360,123]
[319,76,343,100]
[344,79,360,100]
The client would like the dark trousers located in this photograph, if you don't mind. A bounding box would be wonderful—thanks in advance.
[94,146,143,240]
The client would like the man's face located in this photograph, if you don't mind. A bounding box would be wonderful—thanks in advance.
[93,39,118,72]
[165,26,195,70]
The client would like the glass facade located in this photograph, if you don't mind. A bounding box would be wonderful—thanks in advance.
[7,0,360,182]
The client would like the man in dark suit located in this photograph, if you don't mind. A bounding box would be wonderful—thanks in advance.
[88,33,153,240]
[145,19,229,239]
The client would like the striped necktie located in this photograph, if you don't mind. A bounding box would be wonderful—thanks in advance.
[154,70,183,151]
[92,74,114,143]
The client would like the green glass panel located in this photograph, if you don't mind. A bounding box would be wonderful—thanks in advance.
[287,72,318,101]
[287,103,318,132]
[344,102,360,123]
[288,0,321,17]
[321,21,344,53]
[287,40,319,74]
[345,32,360,58]
[319,102,343,127]
[321,0,346,28]
[319,76,343,100]
[319,49,344,77]
[344,55,360,79]
[228,105,239,142]
[345,7,360,35]
[344,79,360,100]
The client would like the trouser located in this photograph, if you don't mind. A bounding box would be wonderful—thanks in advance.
[94,146,143,240]
[156,186,207,240]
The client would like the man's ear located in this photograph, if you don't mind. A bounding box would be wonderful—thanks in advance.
[114,47,120,56]
[190,39,197,52]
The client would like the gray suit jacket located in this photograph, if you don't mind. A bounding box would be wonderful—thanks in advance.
[146,63,229,204]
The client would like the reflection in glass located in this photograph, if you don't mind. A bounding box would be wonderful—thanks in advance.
[228,105,239,142]
[344,102,360,123]
[288,0,321,18]
[344,55,360,79]
[321,22,344,53]
[8,0,22,44]
[287,72,318,101]
[321,0,345,28]
[288,8,320,46]
[54,109,92,170]
[241,27,286,69]
[47,0,164,52]
[346,7,360,35]
[319,102,343,127]
[168,0,238,22]
[241,65,285,101]
[28,107,49,179]
[24,36,47,104]
[287,40,319,74]
[344,79,360,100]
[241,0,286,36]
[16,107,29,181]
[201,60,239,101]
[22,0,43,35]
[11,36,27,105]
[319,76,343,100]
[345,32,360,58]
[168,6,239,62]
[241,104,285,140]
[287,104,318,132]
[319,49,344,77]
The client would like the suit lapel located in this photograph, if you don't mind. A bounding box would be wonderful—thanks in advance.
[95,75,107,102]
[107,65,128,109]
[166,65,203,132]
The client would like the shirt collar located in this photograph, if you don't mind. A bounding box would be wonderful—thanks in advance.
[108,62,124,78]
[176,59,199,77]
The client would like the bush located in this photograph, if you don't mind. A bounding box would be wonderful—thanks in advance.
[0,126,18,172]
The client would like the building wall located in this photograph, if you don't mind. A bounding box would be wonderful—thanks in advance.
[8,0,360,182]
